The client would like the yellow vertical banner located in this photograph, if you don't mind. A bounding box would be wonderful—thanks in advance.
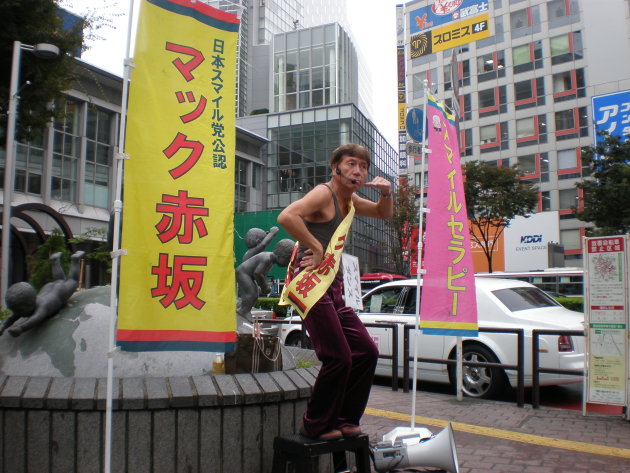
[117,0,239,352]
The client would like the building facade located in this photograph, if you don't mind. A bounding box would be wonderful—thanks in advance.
[237,20,400,273]
[399,0,630,267]
[0,59,270,287]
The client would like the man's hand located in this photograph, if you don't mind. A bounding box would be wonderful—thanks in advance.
[300,246,324,271]
[363,176,391,196]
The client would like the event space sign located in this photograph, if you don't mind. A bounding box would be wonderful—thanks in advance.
[118,0,239,352]
[584,236,628,406]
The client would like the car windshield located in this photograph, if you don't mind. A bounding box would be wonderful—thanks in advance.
[363,287,402,313]
[492,287,560,311]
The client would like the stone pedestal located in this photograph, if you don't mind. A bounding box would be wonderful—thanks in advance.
[0,369,318,473]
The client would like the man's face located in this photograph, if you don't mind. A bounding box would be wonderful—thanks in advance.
[337,154,369,186]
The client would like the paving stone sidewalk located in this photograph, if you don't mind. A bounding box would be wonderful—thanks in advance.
[359,385,630,473]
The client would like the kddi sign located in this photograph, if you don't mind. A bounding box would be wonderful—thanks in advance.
[520,235,543,244]
[503,212,560,271]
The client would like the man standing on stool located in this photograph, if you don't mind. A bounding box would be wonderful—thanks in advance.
[278,143,393,440]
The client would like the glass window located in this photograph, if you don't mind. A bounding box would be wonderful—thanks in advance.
[480,125,497,144]
[514,80,533,101]
[493,287,560,311]
[560,229,581,250]
[517,154,536,174]
[478,52,496,72]
[548,0,568,19]
[555,109,575,131]
[52,99,82,202]
[553,71,573,93]
[252,163,261,189]
[461,128,473,156]
[541,191,551,211]
[443,64,452,91]
[84,107,115,207]
[558,149,576,169]
[362,287,403,314]
[512,44,530,66]
[516,117,535,138]
[478,89,496,108]
[550,34,570,56]
[476,51,505,81]
[559,188,578,209]
[510,9,529,29]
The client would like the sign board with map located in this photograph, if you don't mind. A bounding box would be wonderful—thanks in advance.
[583,235,629,410]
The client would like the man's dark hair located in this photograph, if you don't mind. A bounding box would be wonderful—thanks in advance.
[329,143,371,169]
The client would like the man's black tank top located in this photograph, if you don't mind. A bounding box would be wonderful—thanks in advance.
[297,184,344,260]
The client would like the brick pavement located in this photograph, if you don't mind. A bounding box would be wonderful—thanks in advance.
[357,385,630,473]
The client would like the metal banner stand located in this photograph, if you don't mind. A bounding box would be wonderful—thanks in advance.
[104,1,135,472]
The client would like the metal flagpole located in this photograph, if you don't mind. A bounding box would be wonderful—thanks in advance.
[410,80,431,428]
[104,1,135,471]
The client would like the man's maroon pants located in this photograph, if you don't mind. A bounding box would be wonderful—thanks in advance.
[300,271,379,437]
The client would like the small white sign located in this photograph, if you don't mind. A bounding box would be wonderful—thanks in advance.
[342,253,363,311]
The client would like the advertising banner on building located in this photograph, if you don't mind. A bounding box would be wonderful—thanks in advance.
[420,96,478,336]
[410,13,490,58]
[408,0,490,35]
[584,236,628,407]
[591,89,630,142]
[118,0,239,352]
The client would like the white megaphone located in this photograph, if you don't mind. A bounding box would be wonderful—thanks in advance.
[371,423,459,473]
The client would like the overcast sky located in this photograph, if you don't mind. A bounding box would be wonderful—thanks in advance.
[61,0,401,147]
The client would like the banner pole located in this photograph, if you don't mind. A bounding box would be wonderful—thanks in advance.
[104,1,136,472]
[410,80,430,428]
[456,336,463,401]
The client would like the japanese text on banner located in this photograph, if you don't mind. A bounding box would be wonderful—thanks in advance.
[118,0,239,352]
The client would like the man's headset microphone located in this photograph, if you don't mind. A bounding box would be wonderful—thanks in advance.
[335,168,359,185]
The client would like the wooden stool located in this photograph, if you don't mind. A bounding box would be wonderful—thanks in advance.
[271,433,372,473]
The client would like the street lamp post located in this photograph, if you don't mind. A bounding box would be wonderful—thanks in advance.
[1,41,59,306]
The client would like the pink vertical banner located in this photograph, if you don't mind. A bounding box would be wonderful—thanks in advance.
[419,95,478,336]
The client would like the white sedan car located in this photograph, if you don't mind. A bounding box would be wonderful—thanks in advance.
[278,277,585,399]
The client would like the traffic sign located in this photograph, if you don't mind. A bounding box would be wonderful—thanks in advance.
[406,108,424,142]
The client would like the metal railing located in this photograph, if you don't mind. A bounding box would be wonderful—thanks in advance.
[401,325,526,407]
[274,319,586,409]
[532,329,585,409]
[273,319,402,391]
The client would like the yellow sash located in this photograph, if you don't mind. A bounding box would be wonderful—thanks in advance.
[279,202,355,319]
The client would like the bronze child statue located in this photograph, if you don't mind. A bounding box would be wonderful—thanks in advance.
[0,250,85,337]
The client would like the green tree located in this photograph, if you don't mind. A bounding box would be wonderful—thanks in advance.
[463,161,538,273]
[575,132,630,235]
[1,0,86,141]
[69,227,112,275]
[389,178,419,276]
[27,228,71,291]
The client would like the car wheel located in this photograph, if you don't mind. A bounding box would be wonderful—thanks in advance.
[285,331,312,349]
[448,344,507,399]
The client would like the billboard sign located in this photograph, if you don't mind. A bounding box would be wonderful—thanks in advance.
[408,0,490,34]
[591,89,630,143]
[410,13,490,58]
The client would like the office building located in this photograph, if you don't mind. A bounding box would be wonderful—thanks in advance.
[399,0,630,267]
[239,21,399,272]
